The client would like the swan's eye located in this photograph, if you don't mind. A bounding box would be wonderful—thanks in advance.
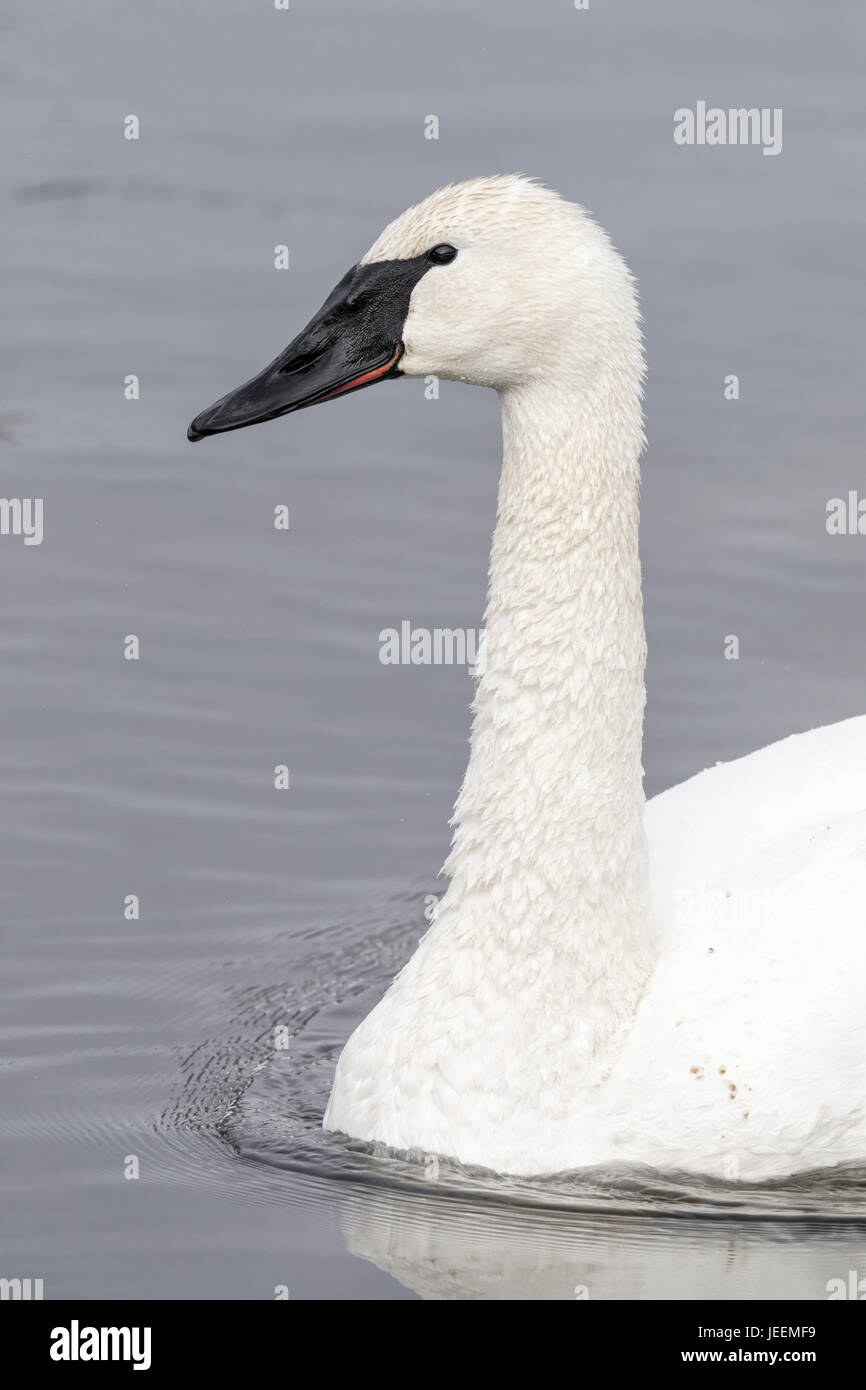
[427,243,458,265]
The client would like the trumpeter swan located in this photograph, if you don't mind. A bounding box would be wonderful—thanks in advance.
[189,176,866,1181]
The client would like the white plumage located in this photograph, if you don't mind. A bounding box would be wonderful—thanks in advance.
[324,176,866,1180]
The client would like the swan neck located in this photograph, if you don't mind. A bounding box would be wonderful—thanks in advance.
[440,373,651,1040]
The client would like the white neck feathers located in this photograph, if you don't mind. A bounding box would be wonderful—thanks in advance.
[436,352,652,1067]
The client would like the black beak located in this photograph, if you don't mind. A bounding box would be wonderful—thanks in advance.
[187,254,432,442]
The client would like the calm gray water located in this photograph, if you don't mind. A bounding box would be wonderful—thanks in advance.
[2,0,866,1299]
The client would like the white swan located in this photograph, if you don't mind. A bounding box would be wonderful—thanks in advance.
[189,175,866,1181]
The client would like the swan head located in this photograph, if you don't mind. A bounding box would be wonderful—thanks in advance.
[188,175,638,441]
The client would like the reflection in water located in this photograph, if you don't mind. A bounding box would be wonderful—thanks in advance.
[337,1185,866,1301]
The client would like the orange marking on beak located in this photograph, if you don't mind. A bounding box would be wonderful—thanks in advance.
[324,344,402,399]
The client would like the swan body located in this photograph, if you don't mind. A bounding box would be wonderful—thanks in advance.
[327,715,866,1180]
[188,176,866,1180]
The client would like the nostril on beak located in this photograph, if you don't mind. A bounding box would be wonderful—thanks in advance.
[344,282,371,308]
[278,335,330,376]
